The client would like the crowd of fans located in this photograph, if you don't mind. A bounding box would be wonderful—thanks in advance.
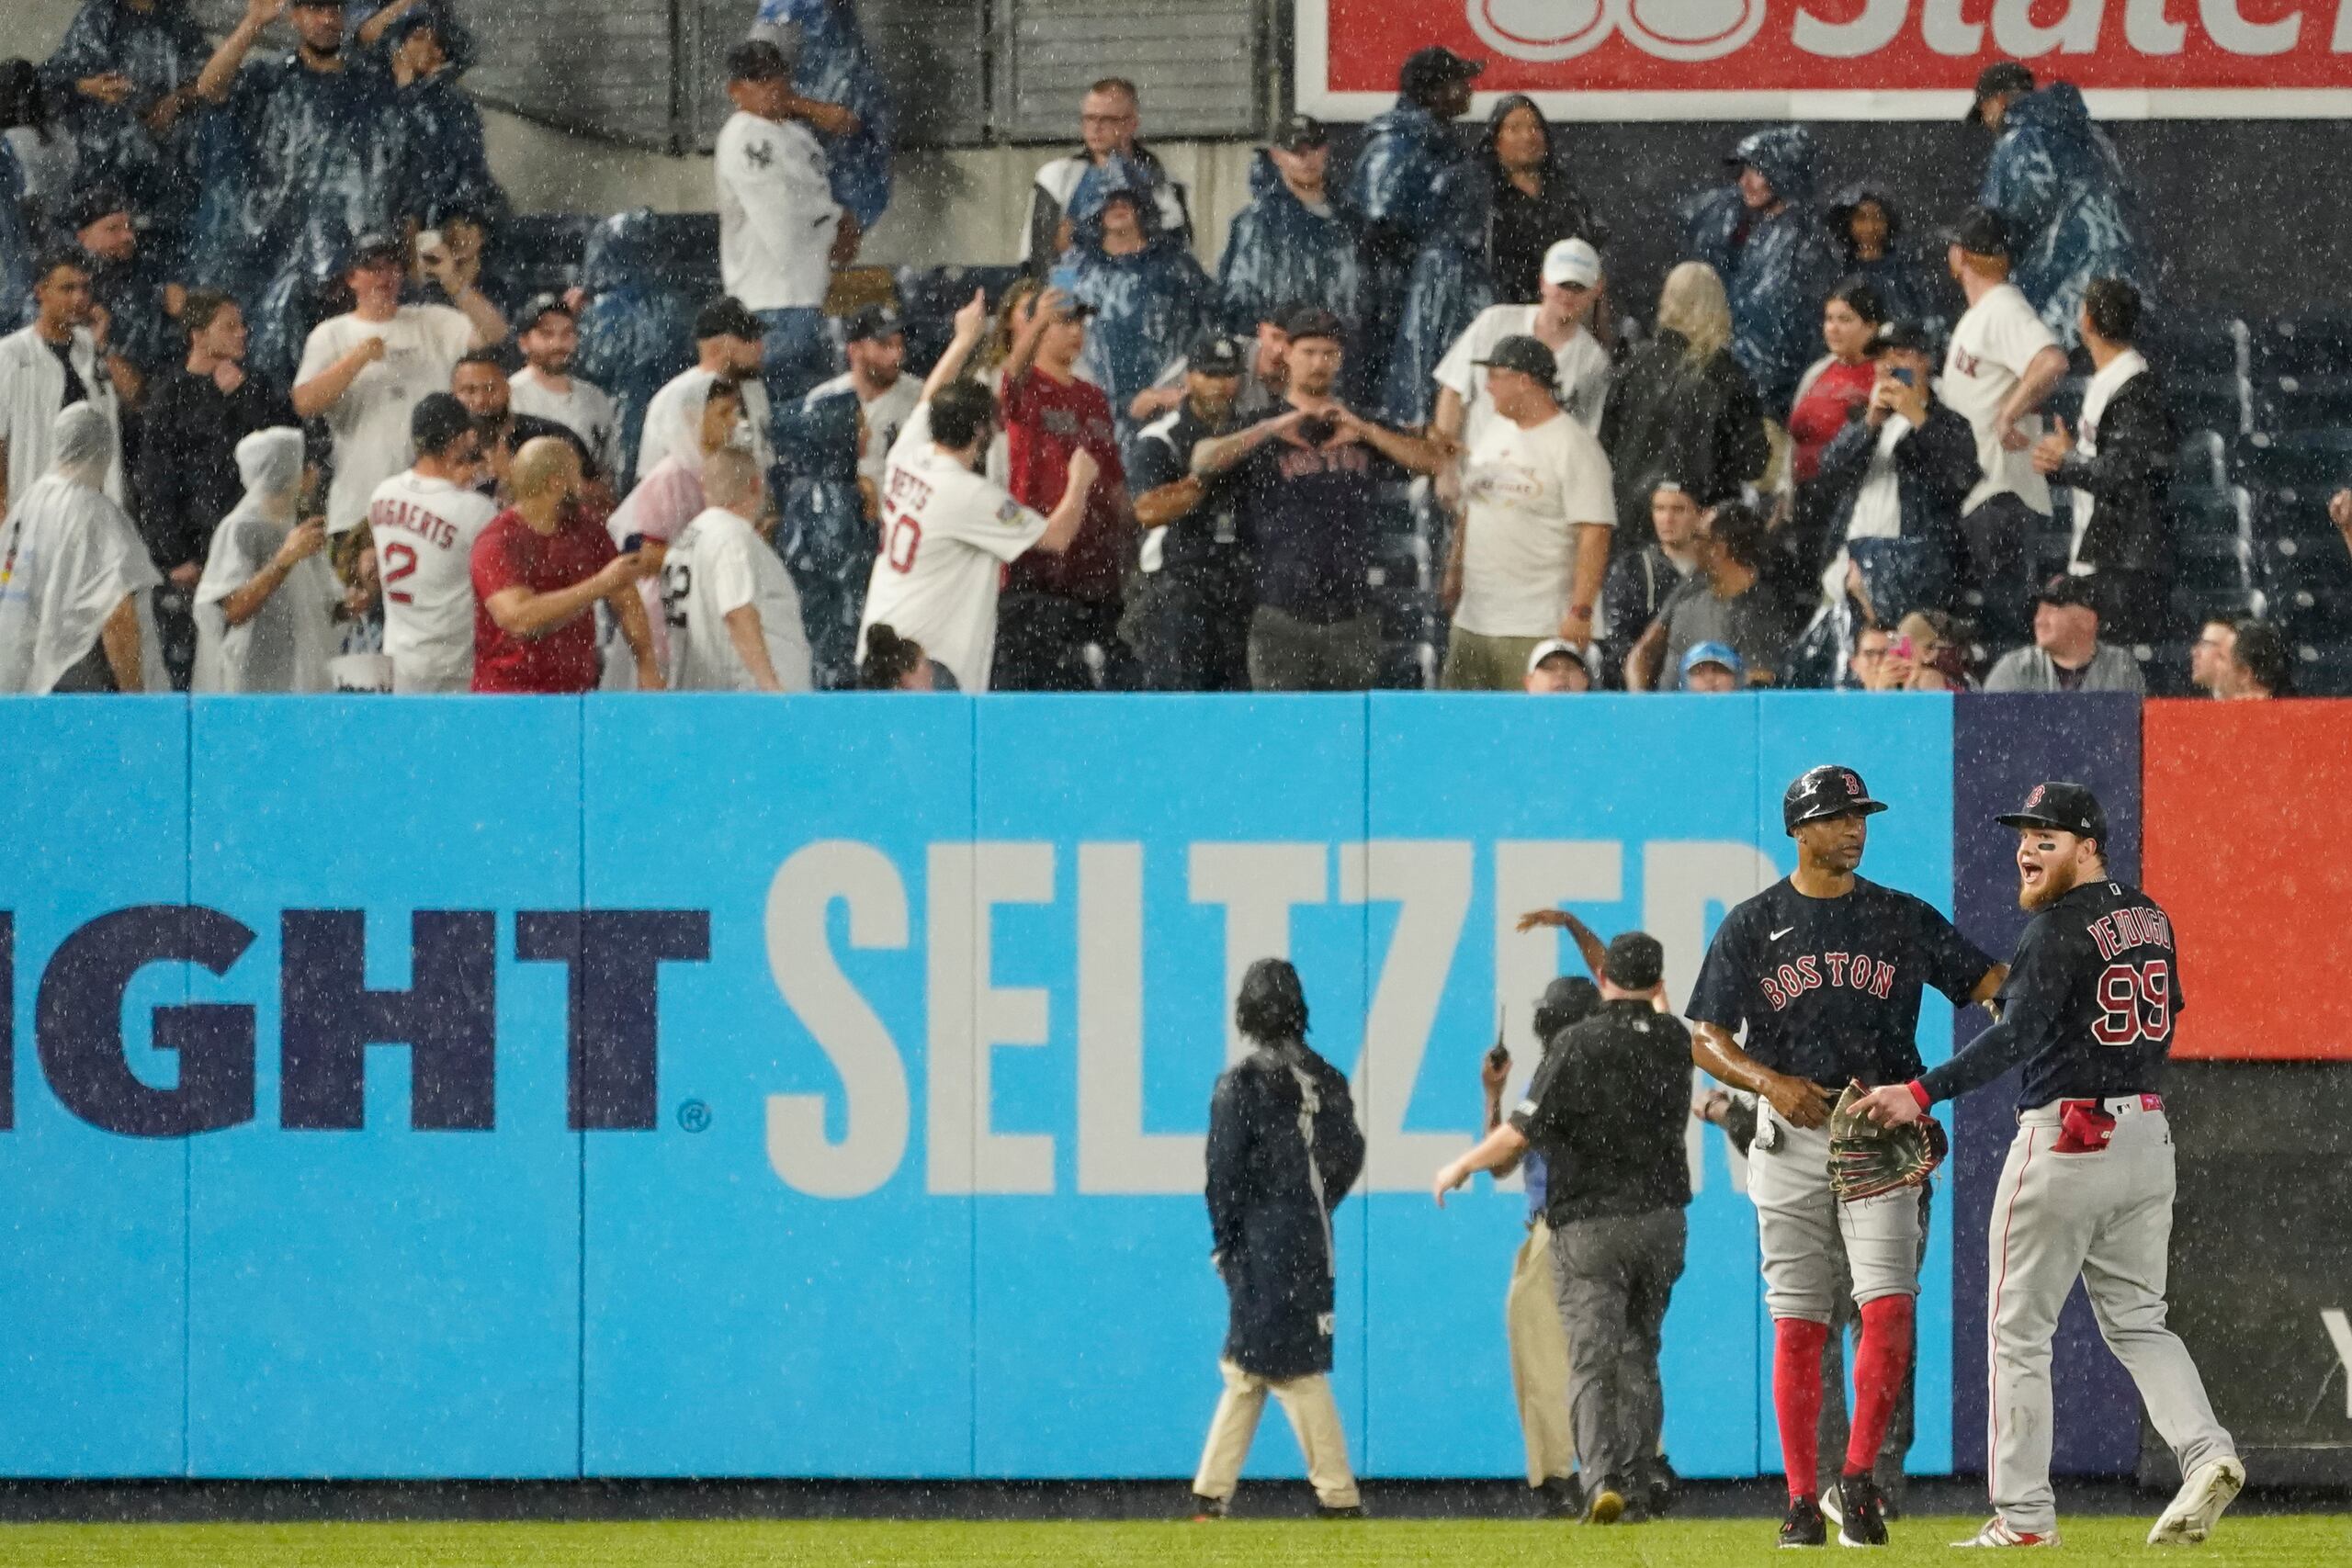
[0,7,2343,699]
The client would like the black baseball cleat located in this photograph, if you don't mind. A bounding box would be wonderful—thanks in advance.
[1187,1494,1227,1520]
[1837,1470,1890,1546]
[1538,1475,1583,1519]
[1315,1502,1365,1519]
[1645,1454,1681,1517]
[1780,1494,1828,1548]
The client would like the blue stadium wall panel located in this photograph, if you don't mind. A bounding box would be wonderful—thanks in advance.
[0,694,1970,1480]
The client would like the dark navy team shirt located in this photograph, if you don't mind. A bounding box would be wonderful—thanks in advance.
[1921,879,2183,1110]
[1687,876,1996,1086]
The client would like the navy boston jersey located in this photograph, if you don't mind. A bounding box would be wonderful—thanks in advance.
[1688,875,1996,1086]
[1922,879,2183,1110]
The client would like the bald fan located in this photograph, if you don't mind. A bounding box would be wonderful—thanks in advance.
[509,435,581,502]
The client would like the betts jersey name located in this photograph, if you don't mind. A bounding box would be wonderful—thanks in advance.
[1758,951,1898,1010]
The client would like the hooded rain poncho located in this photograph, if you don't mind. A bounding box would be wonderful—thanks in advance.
[575,211,698,484]
[1826,184,1945,335]
[1216,150,1361,338]
[0,140,30,329]
[1205,959,1366,1382]
[41,0,210,250]
[1382,157,1495,429]
[1679,126,1841,411]
[775,378,869,690]
[1348,98,1469,400]
[192,426,341,694]
[753,0,898,230]
[1982,84,2144,345]
[1065,154,1216,436]
[0,404,164,693]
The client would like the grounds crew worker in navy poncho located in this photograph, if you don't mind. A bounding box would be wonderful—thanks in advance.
[1190,959,1366,1519]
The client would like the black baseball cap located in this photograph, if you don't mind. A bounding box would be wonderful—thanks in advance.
[1603,932,1666,992]
[1189,335,1245,378]
[1400,45,1485,97]
[1472,334,1560,390]
[2030,573,2098,614]
[1870,319,1935,355]
[1783,764,1889,834]
[1996,781,2107,845]
[695,296,764,343]
[844,304,903,344]
[62,184,130,232]
[1968,61,2036,123]
[345,231,406,271]
[1945,206,2010,258]
[518,291,575,332]
[411,392,476,456]
[726,39,792,83]
[1272,113,1329,152]
[1533,975,1601,1037]
[1283,306,1346,344]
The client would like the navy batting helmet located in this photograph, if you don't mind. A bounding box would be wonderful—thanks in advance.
[1783,765,1888,834]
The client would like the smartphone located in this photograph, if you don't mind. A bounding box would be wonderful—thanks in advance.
[621,533,650,556]
[1890,367,1917,388]
[1889,635,1916,661]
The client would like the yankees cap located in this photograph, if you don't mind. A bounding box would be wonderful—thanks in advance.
[1188,335,1246,378]
[1783,764,1889,834]
[695,296,764,343]
[1869,319,1935,356]
[1969,60,2035,123]
[519,291,575,332]
[1944,206,2011,259]
[844,304,903,344]
[726,39,792,82]
[1272,114,1329,152]
[1996,781,2108,845]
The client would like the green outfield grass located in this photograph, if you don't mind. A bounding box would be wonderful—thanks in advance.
[2,1517,2347,1567]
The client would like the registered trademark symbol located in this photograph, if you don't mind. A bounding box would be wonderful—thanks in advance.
[676,1100,711,1133]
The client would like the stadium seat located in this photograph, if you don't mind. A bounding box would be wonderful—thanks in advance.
[894,264,1027,375]
[2173,430,2228,493]
[2168,483,2249,544]
[2233,429,2352,513]
[2290,641,2352,696]
[2249,309,2352,379]
[2263,536,2352,637]
[2143,311,2247,380]
[2168,375,2250,438]
[499,213,596,298]
[2251,373,2352,435]
[2131,640,2195,696]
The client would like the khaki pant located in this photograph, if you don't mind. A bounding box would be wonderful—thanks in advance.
[1192,1358,1361,1507]
[1442,627,1546,692]
[1246,607,1381,692]
[1507,1217,1576,1488]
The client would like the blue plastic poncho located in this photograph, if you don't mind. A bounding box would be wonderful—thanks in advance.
[40,1,209,253]
[753,0,897,231]
[1381,157,1493,429]
[1680,126,1841,411]
[1825,183,1946,334]
[1216,149,1360,337]
[191,51,401,366]
[1347,98,1468,398]
[0,141,29,329]
[574,210,697,484]
[392,71,503,231]
[85,246,177,377]
[346,0,478,73]
[1982,84,2144,345]
[774,380,869,690]
[1066,154,1215,436]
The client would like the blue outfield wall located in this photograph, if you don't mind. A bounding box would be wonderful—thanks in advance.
[0,693,1965,1480]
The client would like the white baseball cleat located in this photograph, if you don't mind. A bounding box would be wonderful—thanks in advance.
[2147,1455,2245,1545]
[1951,1516,2059,1548]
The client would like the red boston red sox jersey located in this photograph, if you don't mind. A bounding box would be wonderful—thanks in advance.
[857,402,1050,693]
[367,469,500,693]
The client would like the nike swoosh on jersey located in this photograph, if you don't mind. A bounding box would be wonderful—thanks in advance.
[1770,927,1795,941]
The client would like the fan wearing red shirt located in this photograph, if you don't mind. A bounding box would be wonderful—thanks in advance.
[994,286,1134,690]
[469,437,661,693]
[1785,282,1887,577]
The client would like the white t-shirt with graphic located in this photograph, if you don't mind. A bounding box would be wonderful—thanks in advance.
[1455,411,1617,638]
[1434,304,1611,449]
[299,307,475,535]
[1939,282,2059,516]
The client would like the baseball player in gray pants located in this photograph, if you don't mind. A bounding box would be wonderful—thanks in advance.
[1857,783,2243,1549]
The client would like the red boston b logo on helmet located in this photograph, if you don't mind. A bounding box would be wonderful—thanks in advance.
[1841,771,1863,796]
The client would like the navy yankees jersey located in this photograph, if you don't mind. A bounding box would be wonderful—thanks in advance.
[1921,879,2183,1111]
[1687,875,1996,1086]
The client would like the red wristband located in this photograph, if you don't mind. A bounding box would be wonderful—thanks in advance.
[1905,1079,1931,1111]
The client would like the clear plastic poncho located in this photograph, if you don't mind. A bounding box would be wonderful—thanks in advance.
[0,404,164,694]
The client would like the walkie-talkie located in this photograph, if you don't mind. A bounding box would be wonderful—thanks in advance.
[1484,1006,1509,1075]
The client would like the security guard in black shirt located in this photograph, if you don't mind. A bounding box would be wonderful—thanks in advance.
[1437,932,1690,1525]
[1125,335,1255,690]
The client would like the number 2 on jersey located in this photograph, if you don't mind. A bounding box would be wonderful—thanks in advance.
[2093,958,2172,1046]
[381,541,418,605]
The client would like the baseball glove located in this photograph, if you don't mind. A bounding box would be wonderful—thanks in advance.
[1828,1082,1948,1201]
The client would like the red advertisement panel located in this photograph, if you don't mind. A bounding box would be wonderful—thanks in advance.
[2143,699,2352,1059]
[1296,1,2352,119]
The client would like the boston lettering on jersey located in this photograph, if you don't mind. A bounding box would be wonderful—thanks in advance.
[1758,950,1896,1010]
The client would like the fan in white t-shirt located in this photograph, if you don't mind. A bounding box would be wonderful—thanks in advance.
[662,446,813,693]
[1440,333,1617,692]
[365,393,501,694]
[1433,237,1613,481]
[292,235,503,536]
[508,294,619,479]
[856,290,1100,693]
[1937,209,2072,520]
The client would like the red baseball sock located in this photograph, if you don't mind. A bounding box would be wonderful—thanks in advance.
[1773,1316,1829,1501]
[1846,1294,1917,1476]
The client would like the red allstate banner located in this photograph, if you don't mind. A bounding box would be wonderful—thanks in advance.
[1296,0,2352,119]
